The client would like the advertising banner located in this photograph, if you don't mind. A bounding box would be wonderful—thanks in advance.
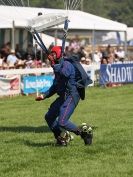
[100,63,133,85]
[23,75,54,94]
[83,65,95,86]
[0,75,21,96]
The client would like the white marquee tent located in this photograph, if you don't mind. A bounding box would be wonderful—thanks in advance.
[0,5,127,31]
[0,5,128,55]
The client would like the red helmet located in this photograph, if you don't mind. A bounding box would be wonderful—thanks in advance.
[51,46,62,59]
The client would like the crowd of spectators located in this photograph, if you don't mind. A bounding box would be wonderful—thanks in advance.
[66,38,126,65]
[98,45,126,64]
[0,42,45,70]
[0,36,127,71]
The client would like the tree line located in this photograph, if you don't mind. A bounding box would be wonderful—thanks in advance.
[29,0,133,27]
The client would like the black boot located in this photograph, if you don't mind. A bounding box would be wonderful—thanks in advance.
[80,123,93,145]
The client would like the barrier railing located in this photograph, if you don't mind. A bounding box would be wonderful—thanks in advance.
[0,65,98,97]
[0,68,53,76]
[0,68,53,97]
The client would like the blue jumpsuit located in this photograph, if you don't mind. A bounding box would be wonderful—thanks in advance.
[44,59,80,138]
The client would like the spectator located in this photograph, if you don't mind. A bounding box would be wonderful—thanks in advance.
[8,63,15,69]
[15,44,24,59]
[79,46,88,57]
[107,54,114,64]
[65,46,71,57]
[0,42,11,57]
[33,55,42,68]
[99,46,108,59]
[80,57,86,66]
[101,58,108,64]
[93,50,101,63]
[85,58,92,65]
[69,35,81,51]
[16,59,25,69]
[25,55,33,68]
[2,63,9,70]
[115,46,125,62]
[7,49,19,67]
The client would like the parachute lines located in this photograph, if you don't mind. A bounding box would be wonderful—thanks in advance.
[63,0,81,10]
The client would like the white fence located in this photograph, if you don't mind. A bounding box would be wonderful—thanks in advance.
[0,65,99,97]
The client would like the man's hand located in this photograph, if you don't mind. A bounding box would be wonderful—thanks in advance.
[35,94,45,101]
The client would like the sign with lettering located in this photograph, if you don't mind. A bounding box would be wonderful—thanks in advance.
[23,75,54,94]
[100,63,133,85]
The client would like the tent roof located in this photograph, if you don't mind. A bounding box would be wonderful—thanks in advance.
[0,5,127,31]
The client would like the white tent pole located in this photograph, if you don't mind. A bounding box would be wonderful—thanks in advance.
[124,31,127,60]
[11,20,15,50]
[92,27,95,62]
[37,12,43,62]
[54,29,58,46]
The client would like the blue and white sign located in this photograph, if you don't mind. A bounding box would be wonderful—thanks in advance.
[23,75,54,94]
[83,65,95,86]
[100,63,133,85]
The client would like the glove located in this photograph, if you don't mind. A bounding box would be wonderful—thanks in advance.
[48,54,55,66]
[35,94,45,101]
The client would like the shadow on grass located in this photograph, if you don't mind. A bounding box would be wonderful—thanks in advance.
[0,126,50,133]
[24,140,55,147]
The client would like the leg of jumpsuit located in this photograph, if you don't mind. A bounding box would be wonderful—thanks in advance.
[57,94,80,134]
[45,97,64,138]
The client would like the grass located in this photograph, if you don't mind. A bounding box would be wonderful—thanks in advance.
[0,84,133,177]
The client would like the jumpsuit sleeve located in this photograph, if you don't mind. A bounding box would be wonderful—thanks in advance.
[43,78,57,98]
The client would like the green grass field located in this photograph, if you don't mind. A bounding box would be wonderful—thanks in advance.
[0,85,133,177]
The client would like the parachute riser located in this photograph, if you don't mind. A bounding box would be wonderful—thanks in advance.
[32,29,49,55]
[61,19,70,57]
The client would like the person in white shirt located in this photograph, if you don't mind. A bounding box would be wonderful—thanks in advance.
[93,50,102,63]
[7,49,18,67]
[115,47,125,62]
